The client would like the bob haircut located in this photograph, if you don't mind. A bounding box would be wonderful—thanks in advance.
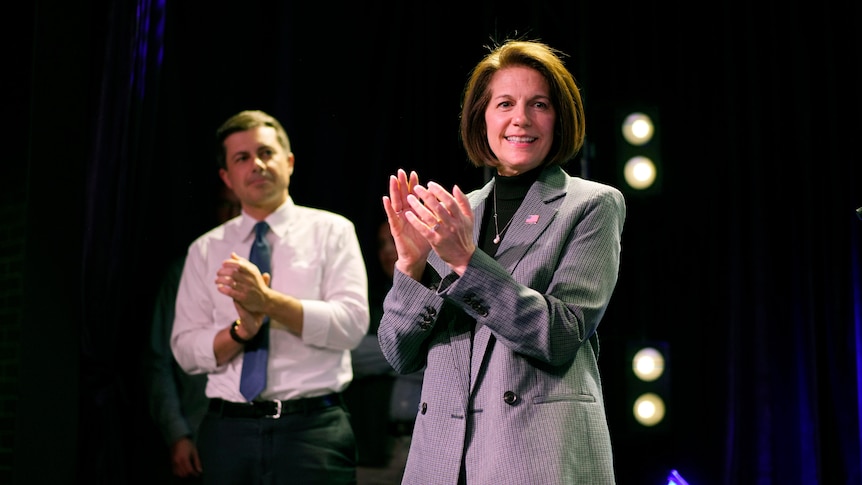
[459,40,585,169]
[215,110,291,169]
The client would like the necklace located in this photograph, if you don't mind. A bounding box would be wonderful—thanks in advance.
[492,184,516,244]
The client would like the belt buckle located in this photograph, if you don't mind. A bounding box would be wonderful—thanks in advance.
[264,399,282,419]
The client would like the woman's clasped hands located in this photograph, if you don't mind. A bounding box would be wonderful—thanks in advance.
[382,169,476,278]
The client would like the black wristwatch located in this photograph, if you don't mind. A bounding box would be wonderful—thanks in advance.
[229,320,253,344]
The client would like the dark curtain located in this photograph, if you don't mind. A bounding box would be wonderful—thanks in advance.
[30,0,859,484]
[76,0,169,483]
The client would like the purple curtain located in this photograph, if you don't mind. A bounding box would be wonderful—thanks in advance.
[78,0,167,482]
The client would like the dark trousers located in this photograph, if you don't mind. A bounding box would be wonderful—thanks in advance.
[197,401,357,485]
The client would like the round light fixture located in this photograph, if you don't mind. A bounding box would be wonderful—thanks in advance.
[623,156,657,190]
[632,346,665,382]
[621,112,655,146]
[633,392,666,426]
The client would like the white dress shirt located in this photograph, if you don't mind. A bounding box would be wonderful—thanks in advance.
[171,197,369,403]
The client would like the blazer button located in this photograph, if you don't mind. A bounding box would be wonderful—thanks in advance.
[503,391,519,405]
[421,402,428,414]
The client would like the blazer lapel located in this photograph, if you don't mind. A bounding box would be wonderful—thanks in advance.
[493,169,566,271]
[466,168,567,392]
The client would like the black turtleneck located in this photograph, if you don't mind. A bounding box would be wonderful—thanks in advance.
[479,167,542,256]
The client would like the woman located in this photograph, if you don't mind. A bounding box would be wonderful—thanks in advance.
[379,39,626,484]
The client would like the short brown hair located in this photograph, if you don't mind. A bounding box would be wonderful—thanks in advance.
[215,110,291,169]
[459,40,585,168]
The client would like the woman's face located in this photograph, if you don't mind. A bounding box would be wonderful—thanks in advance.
[484,66,556,176]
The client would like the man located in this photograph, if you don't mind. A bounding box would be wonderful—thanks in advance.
[171,110,369,484]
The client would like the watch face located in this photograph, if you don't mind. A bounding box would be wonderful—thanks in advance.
[230,320,250,344]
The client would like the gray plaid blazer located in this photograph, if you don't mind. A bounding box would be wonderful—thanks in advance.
[379,166,625,484]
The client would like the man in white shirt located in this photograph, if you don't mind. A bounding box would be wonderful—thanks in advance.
[171,109,369,484]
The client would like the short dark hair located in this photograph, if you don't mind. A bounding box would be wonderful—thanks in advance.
[215,110,291,169]
[459,40,585,168]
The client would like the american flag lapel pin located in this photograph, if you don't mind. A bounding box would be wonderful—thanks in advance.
[525,214,539,225]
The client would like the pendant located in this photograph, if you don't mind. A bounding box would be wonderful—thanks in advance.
[493,235,501,244]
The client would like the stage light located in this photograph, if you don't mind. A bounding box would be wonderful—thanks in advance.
[623,156,657,190]
[666,469,691,485]
[632,346,665,382]
[626,341,670,431]
[621,112,654,146]
[616,107,662,194]
[633,392,665,426]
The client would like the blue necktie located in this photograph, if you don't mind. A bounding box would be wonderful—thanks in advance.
[239,221,271,401]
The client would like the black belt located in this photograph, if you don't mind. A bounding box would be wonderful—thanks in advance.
[208,393,343,419]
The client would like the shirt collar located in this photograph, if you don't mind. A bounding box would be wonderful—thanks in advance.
[238,197,294,242]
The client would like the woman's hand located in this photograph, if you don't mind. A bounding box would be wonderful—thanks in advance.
[408,182,475,276]
[382,169,431,280]
[383,168,476,277]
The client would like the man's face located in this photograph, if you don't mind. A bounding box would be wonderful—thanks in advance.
[219,126,294,215]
